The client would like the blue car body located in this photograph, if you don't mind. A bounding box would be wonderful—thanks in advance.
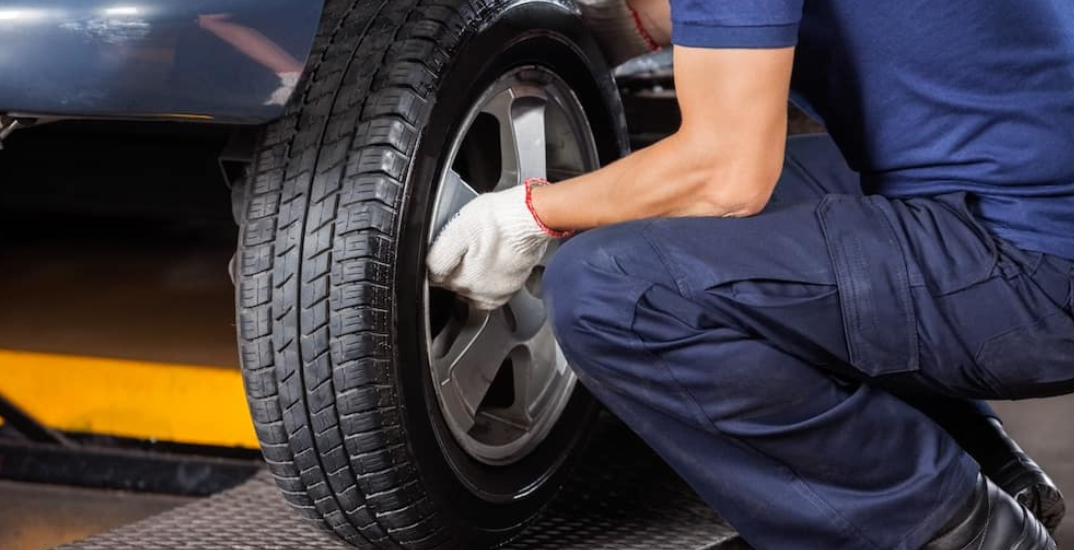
[0,0,325,124]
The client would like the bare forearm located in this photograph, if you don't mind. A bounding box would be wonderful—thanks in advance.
[531,131,782,230]
[531,46,792,231]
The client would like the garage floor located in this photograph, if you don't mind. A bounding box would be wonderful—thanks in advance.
[1,399,1072,550]
[1,122,1072,550]
[0,482,191,550]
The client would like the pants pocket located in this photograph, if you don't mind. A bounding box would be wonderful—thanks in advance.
[817,194,919,377]
[975,312,1074,399]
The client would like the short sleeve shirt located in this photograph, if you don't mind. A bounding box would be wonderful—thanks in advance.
[668,0,1074,261]
[670,0,803,49]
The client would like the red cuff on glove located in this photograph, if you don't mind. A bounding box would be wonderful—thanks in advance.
[524,178,576,239]
[629,6,661,52]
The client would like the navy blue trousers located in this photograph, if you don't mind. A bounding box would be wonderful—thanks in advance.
[543,135,1074,550]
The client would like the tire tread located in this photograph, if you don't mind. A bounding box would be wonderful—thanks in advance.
[237,0,487,548]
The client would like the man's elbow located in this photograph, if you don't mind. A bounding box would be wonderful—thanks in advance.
[713,188,772,217]
[729,194,771,217]
[674,133,783,218]
[694,166,779,218]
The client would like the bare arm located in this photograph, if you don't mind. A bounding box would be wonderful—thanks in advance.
[530,45,794,229]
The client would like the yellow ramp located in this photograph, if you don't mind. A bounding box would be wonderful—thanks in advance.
[0,349,257,449]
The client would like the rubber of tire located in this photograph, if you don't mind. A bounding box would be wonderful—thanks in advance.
[235,0,628,548]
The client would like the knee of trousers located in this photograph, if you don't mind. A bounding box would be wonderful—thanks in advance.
[544,223,849,431]
[543,222,673,372]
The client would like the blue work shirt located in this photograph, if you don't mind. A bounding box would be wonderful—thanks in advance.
[671,0,1074,261]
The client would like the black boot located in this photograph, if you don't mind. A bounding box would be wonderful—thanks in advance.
[962,418,1066,533]
[923,474,1055,550]
[911,398,1066,533]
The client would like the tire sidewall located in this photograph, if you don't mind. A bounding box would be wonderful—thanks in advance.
[393,0,625,539]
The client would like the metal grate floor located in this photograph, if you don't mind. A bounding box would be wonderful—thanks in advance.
[61,419,747,550]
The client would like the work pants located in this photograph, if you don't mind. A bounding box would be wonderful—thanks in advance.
[543,134,1074,550]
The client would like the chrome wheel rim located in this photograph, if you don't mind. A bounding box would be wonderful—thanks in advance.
[424,66,599,466]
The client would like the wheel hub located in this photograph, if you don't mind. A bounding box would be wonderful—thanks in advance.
[424,67,599,466]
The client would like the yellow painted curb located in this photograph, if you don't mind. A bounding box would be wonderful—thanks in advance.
[0,349,257,449]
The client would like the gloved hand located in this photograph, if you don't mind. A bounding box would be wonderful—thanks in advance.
[576,0,660,67]
[427,180,569,311]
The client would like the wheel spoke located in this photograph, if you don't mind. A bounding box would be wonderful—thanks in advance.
[432,305,515,432]
[510,323,569,426]
[481,87,548,189]
[430,169,479,243]
[505,286,546,341]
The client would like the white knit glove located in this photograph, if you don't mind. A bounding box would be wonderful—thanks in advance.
[576,0,660,67]
[427,183,563,311]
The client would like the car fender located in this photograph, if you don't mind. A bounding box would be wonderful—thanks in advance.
[0,0,325,124]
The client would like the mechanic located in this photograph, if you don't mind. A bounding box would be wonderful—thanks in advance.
[427,1,1074,548]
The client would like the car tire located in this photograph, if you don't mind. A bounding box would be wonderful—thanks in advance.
[234,0,629,548]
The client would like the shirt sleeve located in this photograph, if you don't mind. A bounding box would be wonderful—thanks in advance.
[670,0,804,49]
